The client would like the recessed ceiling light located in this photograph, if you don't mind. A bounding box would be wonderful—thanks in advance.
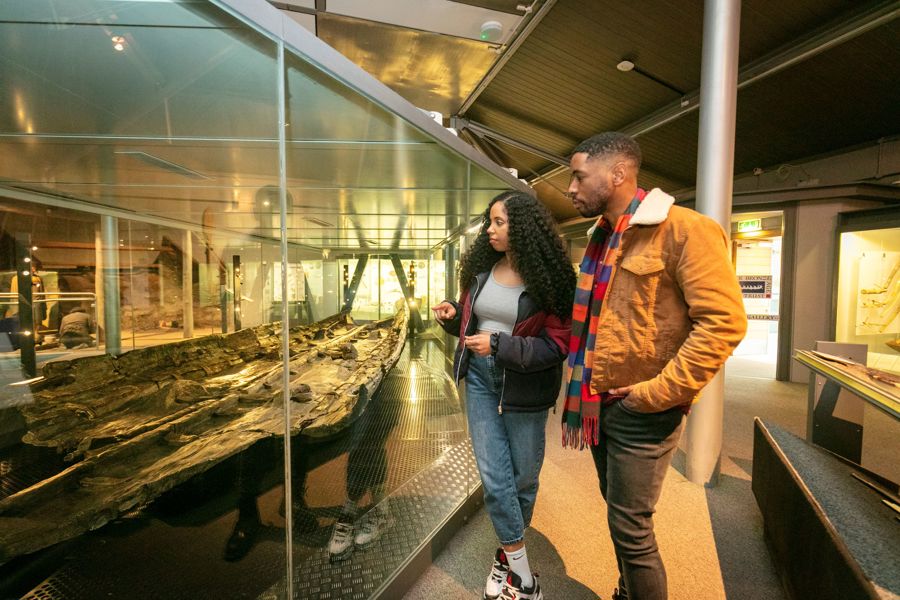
[617,60,635,72]
[480,20,502,42]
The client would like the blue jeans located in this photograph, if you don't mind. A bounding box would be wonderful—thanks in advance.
[591,401,686,600]
[465,353,549,545]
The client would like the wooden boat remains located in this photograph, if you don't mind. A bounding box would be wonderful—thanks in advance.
[0,307,409,564]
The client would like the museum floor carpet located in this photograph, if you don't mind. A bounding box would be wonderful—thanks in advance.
[403,356,812,600]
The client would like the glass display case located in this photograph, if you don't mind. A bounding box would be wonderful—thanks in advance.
[0,1,524,598]
[829,205,900,485]
[834,207,900,374]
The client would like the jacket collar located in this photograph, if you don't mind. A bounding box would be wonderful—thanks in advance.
[586,187,675,235]
[630,187,674,225]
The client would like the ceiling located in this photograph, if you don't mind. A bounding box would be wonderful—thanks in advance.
[278,0,900,221]
[1,0,897,258]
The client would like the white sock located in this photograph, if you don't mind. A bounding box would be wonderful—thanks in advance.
[340,499,358,520]
[506,546,534,588]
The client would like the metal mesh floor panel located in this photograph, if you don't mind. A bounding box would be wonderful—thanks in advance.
[264,441,478,600]
[0,444,69,501]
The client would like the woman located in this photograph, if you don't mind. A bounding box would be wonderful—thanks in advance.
[432,190,575,600]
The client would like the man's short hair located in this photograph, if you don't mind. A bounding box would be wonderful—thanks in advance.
[572,132,642,169]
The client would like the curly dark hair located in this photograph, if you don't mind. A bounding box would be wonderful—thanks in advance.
[458,191,576,317]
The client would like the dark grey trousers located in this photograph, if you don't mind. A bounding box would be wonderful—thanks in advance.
[590,401,686,600]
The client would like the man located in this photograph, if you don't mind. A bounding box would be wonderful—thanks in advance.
[58,306,93,349]
[563,132,747,600]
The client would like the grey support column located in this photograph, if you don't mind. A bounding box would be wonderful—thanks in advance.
[100,215,121,355]
[686,0,741,486]
[219,259,228,333]
[182,230,194,338]
[276,38,294,599]
[14,234,35,378]
[303,274,316,323]
[95,225,105,348]
[232,255,242,331]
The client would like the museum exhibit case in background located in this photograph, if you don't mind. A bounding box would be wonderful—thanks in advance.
[834,207,900,373]
[0,1,523,598]
[831,205,900,484]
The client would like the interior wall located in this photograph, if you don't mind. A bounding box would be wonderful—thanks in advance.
[788,199,885,382]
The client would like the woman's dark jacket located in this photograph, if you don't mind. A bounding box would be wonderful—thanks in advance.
[439,270,571,413]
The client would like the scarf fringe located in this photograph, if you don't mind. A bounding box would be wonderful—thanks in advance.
[561,416,599,450]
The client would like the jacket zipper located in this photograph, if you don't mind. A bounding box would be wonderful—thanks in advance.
[454,276,483,384]
[497,288,525,415]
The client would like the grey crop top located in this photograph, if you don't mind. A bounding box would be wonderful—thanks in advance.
[473,267,524,334]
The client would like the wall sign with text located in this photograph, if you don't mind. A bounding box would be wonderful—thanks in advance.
[738,275,772,298]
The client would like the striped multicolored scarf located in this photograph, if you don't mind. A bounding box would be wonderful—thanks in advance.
[562,189,646,449]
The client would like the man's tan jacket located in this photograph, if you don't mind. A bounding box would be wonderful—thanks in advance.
[589,188,748,412]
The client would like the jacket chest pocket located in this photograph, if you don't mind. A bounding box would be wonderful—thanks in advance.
[618,255,665,305]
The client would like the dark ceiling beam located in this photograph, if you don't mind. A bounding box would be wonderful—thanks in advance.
[453,117,568,166]
[529,0,900,185]
[456,0,557,115]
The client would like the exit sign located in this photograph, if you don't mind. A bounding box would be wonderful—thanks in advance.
[737,218,762,233]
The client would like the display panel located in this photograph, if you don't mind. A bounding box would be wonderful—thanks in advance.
[835,227,900,374]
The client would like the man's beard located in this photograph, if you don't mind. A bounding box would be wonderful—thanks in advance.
[576,193,607,218]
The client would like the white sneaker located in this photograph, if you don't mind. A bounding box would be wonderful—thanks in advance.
[327,520,354,562]
[500,571,542,600]
[354,504,393,548]
[484,547,510,599]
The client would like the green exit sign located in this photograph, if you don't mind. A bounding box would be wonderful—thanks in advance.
[737,218,762,233]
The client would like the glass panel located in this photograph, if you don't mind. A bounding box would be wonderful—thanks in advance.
[0,1,281,236]
[836,228,900,372]
[281,36,489,598]
[0,2,288,598]
[283,55,475,253]
[470,161,513,223]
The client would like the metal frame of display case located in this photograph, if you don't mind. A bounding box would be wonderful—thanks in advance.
[794,350,900,463]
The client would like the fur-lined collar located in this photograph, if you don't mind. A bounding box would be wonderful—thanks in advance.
[630,188,674,225]
[586,188,675,236]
